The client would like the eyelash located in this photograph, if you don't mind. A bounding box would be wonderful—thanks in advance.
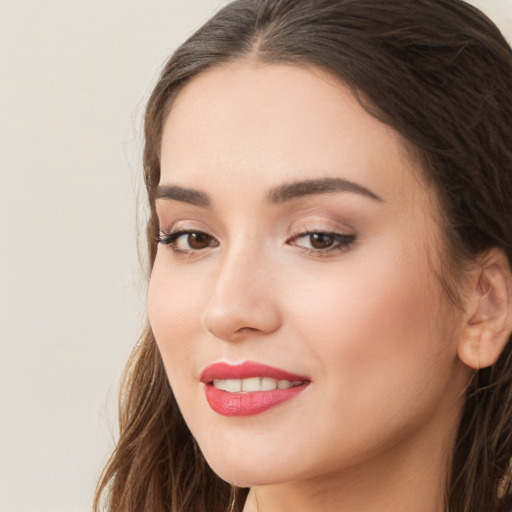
[156,227,356,258]
[155,229,219,255]
[289,231,356,256]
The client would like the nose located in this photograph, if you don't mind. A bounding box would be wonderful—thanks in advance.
[201,244,282,341]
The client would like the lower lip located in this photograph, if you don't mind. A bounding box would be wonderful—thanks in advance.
[204,383,309,417]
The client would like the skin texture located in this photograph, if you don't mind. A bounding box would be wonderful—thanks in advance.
[148,62,475,512]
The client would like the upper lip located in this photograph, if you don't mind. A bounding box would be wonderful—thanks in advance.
[200,361,310,384]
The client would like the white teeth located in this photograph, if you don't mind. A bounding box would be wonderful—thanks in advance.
[212,377,303,393]
[213,379,226,391]
[261,377,278,391]
[225,379,242,392]
[241,377,260,392]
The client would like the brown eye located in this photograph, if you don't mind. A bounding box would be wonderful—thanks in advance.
[289,231,356,255]
[156,229,219,253]
[187,232,215,250]
[309,233,335,249]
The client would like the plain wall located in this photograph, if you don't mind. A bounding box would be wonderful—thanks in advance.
[0,1,510,511]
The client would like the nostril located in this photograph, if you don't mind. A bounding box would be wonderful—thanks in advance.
[238,326,259,333]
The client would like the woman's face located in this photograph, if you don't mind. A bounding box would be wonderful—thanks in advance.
[148,62,471,487]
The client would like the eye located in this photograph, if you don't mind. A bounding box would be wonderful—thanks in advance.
[289,231,356,255]
[156,229,219,254]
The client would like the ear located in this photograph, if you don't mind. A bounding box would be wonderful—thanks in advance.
[458,248,512,370]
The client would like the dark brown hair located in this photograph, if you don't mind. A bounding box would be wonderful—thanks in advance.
[94,1,512,511]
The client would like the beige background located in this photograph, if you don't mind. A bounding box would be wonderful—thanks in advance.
[0,1,510,511]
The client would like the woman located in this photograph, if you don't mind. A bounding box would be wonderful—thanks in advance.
[94,1,512,511]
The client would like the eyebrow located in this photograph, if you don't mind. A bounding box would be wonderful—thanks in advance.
[154,177,383,207]
[154,184,210,207]
[267,177,383,203]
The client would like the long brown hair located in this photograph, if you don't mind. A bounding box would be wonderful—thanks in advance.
[94,1,512,511]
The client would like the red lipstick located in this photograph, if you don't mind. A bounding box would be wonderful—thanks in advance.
[200,361,310,417]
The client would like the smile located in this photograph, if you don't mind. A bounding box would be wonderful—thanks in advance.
[200,361,310,417]
[213,377,305,392]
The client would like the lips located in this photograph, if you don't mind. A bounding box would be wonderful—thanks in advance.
[200,361,310,417]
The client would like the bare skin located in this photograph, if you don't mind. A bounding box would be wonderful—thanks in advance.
[149,62,476,512]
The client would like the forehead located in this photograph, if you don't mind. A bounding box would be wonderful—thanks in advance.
[160,61,429,210]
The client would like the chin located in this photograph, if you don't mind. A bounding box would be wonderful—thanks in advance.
[206,460,288,488]
[199,441,301,487]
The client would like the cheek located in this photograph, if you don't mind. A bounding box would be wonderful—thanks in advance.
[147,257,205,378]
[286,250,439,351]
[262,255,461,472]
[284,249,457,412]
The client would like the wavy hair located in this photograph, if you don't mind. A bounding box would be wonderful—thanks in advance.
[94,1,512,511]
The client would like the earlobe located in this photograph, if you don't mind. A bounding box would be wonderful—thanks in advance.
[457,248,512,370]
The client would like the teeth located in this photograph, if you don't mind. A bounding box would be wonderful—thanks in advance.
[241,377,260,392]
[225,379,242,392]
[212,377,303,393]
[261,377,277,391]
[213,379,226,391]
